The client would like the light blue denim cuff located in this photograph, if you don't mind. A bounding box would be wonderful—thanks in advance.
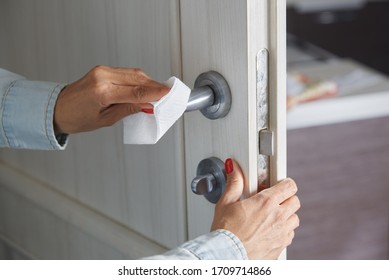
[1,79,67,150]
[144,229,248,260]
[180,229,248,260]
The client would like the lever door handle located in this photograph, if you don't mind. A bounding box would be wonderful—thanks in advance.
[185,86,214,112]
[185,71,232,120]
[191,157,226,204]
[191,173,216,195]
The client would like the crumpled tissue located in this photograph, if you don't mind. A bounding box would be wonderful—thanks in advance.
[123,77,190,144]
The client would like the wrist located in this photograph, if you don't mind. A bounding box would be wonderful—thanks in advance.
[53,85,67,134]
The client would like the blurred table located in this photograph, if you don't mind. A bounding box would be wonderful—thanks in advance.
[287,37,389,129]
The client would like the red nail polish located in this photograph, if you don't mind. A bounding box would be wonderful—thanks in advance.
[141,108,154,114]
[225,158,233,174]
[258,181,268,192]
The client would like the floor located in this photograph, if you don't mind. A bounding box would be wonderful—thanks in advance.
[287,116,389,259]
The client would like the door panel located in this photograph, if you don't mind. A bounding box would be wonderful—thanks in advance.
[181,0,286,240]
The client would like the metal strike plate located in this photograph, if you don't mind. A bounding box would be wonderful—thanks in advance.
[186,71,232,120]
[259,130,274,156]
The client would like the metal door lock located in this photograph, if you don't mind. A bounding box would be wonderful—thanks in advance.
[185,71,232,120]
[191,157,226,204]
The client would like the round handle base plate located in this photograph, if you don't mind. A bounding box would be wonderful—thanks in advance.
[194,71,232,120]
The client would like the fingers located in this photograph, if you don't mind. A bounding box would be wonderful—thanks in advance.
[286,214,300,231]
[89,66,170,105]
[283,214,299,248]
[217,159,244,206]
[108,67,168,90]
[90,66,152,86]
[105,83,170,105]
[267,215,299,258]
[98,104,141,127]
[284,215,299,248]
[261,178,298,205]
[280,195,301,220]
[137,103,154,110]
[104,102,157,122]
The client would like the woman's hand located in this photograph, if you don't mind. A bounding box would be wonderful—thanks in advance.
[211,159,300,259]
[54,66,169,134]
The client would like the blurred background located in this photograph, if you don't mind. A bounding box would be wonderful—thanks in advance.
[286,0,389,259]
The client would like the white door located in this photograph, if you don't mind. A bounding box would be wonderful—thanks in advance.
[181,0,287,241]
[0,0,286,259]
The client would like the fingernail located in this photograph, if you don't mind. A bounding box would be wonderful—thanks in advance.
[141,108,154,114]
[225,158,233,174]
[258,181,267,192]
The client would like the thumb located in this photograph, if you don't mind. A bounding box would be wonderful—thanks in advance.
[218,158,244,205]
[105,103,141,122]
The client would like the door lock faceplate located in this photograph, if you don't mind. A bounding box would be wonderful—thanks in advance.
[257,49,272,188]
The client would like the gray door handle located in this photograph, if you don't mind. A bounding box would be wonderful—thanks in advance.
[185,71,231,120]
[191,157,226,204]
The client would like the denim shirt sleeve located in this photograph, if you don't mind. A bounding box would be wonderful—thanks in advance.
[143,229,248,260]
[0,68,68,150]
